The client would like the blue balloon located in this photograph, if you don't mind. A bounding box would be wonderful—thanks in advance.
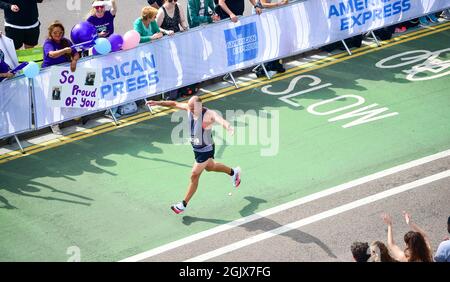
[23,61,40,78]
[94,38,112,55]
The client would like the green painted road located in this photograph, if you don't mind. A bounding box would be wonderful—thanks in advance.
[1,26,449,261]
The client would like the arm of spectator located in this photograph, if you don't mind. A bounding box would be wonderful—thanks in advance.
[134,21,149,43]
[178,4,189,31]
[110,0,117,16]
[248,0,262,15]
[70,52,80,72]
[0,1,19,12]
[218,0,238,22]
[188,0,212,26]
[48,47,72,59]
[150,21,165,39]
[383,213,407,262]
[260,0,287,8]
[156,8,164,27]
[403,211,433,251]
[209,0,220,22]
[0,72,14,79]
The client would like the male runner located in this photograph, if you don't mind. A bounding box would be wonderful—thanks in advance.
[146,96,241,214]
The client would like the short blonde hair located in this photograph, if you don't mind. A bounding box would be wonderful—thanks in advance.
[141,6,158,21]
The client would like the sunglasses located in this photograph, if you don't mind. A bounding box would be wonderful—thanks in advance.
[94,6,105,10]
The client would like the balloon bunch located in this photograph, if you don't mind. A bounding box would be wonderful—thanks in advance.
[70,21,141,56]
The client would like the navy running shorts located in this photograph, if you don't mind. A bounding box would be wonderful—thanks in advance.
[193,145,215,163]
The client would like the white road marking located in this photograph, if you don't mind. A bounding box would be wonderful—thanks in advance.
[186,170,450,262]
[119,149,450,262]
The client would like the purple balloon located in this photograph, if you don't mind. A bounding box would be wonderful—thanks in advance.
[92,47,99,56]
[108,34,124,52]
[71,21,97,44]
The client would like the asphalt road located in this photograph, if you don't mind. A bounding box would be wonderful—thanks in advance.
[138,154,450,262]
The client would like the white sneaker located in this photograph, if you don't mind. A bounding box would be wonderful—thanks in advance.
[50,124,62,135]
[232,167,241,188]
[171,201,186,214]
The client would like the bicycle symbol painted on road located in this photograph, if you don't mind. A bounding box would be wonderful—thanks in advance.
[375,48,450,81]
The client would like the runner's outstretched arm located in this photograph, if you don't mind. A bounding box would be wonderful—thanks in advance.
[146,100,188,111]
[211,111,234,135]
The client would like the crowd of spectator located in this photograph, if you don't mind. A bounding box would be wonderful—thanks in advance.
[351,213,450,262]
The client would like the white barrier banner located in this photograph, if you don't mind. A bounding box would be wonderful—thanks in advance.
[31,0,449,129]
[48,66,100,109]
[0,77,31,138]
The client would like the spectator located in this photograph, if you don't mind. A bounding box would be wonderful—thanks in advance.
[187,0,220,28]
[434,216,450,262]
[368,241,397,262]
[41,21,80,135]
[156,0,189,33]
[87,0,117,38]
[134,6,164,43]
[217,0,262,22]
[41,21,79,72]
[253,0,287,77]
[147,0,164,9]
[0,48,14,82]
[382,212,433,262]
[350,241,370,262]
[0,0,43,50]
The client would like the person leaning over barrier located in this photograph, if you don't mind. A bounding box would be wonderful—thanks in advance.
[217,0,262,22]
[156,0,189,33]
[41,21,81,135]
[42,21,80,73]
[187,0,220,28]
[134,6,164,43]
[0,0,43,50]
[252,0,287,77]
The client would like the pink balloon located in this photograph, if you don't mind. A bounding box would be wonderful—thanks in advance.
[122,30,141,50]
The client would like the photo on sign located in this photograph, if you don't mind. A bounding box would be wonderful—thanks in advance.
[85,72,96,86]
[52,87,61,101]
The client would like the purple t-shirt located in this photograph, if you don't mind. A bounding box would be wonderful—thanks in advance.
[87,11,115,37]
[42,38,75,68]
[0,60,11,82]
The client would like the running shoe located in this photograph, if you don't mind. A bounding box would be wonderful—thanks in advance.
[171,201,186,214]
[232,167,241,188]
